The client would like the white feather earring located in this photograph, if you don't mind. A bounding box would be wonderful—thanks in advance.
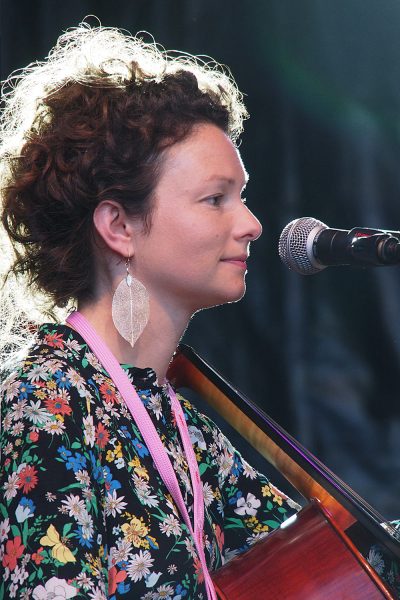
[111,257,150,347]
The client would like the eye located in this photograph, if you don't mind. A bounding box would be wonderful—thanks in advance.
[206,195,224,207]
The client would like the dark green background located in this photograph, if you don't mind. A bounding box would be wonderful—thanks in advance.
[2,0,400,518]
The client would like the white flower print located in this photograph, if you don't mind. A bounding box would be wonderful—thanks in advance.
[159,514,182,537]
[0,517,10,542]
[152,583,174,599]
[2,372,20,402]
[3,472,20,501]
[43,420,65,435]
[75,470,90,486]
[85,351,103,371]
[188,425,207,450]
[78,512,94,539]
[135,487,159,508]
[66,367,86,391]
[147,393,162,419]
[104,490,128,518]
[61,494,86,520]
[10,564,29,585]
[127,550,154,582]
[25,364,48,383]
[24,400,51,426]
[75,572,94,591]
[216,448,234,480]
[64,338,83,353]
[202,482,214,507]
[32,576,77,599]
[110,539,133,565]
[167,564,177,575]
[10,398,27,421]
[242,461,257,479]
[88,586,107,600]
[83,414,95,447]
[11,421,24,436]
[234,492,261,516]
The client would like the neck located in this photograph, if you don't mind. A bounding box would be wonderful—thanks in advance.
[76,295,191,384]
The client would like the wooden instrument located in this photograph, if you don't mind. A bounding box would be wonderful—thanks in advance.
[167,344,400,599]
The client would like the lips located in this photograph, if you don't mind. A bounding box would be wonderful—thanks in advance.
[221,256,248,268]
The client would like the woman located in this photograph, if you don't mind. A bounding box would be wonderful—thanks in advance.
[0,23,300,600]
[0,23,398,600]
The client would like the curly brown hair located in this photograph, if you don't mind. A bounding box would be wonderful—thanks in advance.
[0,23,248,310]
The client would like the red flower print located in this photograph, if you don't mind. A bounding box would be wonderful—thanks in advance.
[214,524,224,552]
[108,565,127,594]
[32,546,45,565]
[100,381,118,404]
[2,536,25,571]
[17,465,38,493]
[29,431,39,442]
[44,333,65,349]
[95,422,110,449]
[44,396,72,416]
[193,556,204,583]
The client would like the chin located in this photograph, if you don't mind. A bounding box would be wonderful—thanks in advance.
[200,285,246,310]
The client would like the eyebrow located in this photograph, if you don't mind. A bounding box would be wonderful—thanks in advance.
[205,173,249,187]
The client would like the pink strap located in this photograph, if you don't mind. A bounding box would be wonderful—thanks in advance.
[66,312,217,600]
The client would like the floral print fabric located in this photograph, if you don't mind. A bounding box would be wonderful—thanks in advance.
[0,324,299,599]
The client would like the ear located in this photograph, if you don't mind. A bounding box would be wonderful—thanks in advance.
[93,200,136,257]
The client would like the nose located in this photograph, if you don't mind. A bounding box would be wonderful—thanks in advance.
[237,203,263,241]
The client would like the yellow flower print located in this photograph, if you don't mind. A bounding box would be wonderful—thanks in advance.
[34,389,46,400]
[128,456,141,469]
[134,465,149,480]
[47,380,57,390]
[40,524,76,564]
[114,442,123,458]
[86,553,102,576]
[245,516,258,529]
[272,493,283,506]
[255,523,269,534]
[106,450,115,463]
[121,516,149,547]
[261,484,272,497]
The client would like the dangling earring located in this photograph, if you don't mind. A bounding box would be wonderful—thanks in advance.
[111,257,150,347]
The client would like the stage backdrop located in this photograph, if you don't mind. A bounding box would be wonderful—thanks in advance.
[2,0,400,518]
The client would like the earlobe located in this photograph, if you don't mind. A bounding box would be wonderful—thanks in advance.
[93,200,134,256]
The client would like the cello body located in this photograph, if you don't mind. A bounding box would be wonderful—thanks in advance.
[212,503,387,599]
[168,345,400,599]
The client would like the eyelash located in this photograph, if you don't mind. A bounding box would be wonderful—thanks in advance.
[206,195,247,207]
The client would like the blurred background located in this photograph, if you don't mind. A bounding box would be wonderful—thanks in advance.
[2,0,400,519]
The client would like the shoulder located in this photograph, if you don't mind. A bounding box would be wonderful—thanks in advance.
[0,323,103,427]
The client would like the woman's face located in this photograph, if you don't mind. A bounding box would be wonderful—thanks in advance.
[131,123,262,315]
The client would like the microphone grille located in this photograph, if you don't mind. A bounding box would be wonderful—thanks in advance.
[278,217,327,274]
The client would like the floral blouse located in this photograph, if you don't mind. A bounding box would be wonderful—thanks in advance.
[0,323,300,599]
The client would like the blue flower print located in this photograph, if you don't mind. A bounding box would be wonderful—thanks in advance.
[18,381,35,400]
[75,525,93,548]
[54,370,71,389]
[132,437,149,458]
[103,465,121,493]
[57,445,72,461]
[66,452,87,472]
[15,497,36,523]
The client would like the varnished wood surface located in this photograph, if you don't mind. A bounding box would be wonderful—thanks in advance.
[212,503,389,599]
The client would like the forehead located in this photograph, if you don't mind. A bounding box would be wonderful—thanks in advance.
[156,124,248,193]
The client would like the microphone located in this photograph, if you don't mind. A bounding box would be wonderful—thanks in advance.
[278,217,400,275]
